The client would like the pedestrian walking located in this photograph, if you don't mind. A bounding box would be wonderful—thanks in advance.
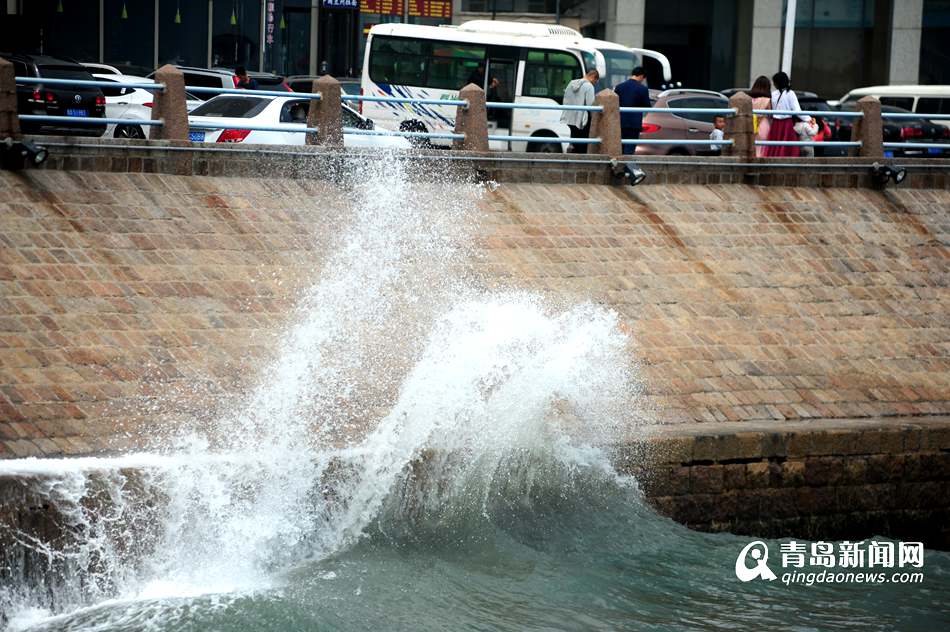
[747,75,772,158]
[561,69,599,154]
[614,66,651,156]
[763,71,806,158]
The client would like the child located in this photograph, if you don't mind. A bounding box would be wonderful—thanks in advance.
[709,115,726,154]
[793,117,819,157]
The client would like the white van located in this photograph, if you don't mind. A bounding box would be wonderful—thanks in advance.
[831,85,950,122]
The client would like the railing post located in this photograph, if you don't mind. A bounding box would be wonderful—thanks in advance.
[151,64,189,141]
[0,58,21,140]
[588,89,620,156]
[307,75,342,147]
[453,83,488,152]
[852,96,884,159]
[726,91,754,160]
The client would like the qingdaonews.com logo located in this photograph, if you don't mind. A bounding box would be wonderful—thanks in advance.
[735,540,925,586]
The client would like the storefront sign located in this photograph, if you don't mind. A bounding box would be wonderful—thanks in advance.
[359,0,451,18]
[266,1,276,46]
[324,0,359,8]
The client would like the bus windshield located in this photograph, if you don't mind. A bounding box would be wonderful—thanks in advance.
[597,49,640,90]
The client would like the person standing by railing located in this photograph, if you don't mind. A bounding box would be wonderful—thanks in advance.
[614,66,651,156]
[764,71,807,158]
[561,69,599,154]
[747,75,773,158]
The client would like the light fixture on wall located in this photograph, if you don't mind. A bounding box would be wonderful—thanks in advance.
[121,1,128,19]
[175,0,181,24]
[56,0,63,13]
[280,14,286,29]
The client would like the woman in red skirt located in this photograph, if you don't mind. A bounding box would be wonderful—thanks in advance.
[764,71,805,158]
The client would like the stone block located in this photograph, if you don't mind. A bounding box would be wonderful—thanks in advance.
[0,57,20,139]
[452,84,488,152]
[306,76,342,148]
[690,464,724,493]
[151,65,189,141]
[588,89,621,156]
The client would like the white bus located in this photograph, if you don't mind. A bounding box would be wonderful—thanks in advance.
[360,20,672,153]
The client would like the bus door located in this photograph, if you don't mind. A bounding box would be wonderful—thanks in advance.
[485,46,519,149]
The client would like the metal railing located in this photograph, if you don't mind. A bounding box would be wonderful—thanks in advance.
[10,74,950,158]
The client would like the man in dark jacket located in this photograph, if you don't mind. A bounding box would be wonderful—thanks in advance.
[614,66,650,155]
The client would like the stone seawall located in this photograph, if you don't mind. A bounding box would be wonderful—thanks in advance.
[1,152,949,544]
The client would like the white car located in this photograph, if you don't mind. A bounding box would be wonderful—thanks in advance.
[186,94,411,149]
[94,73,202,140]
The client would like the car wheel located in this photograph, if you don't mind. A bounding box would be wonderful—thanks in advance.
[528,136,562,153]
[115,124,146,140]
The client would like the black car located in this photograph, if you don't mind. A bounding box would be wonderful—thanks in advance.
[1,53,106,137]
[833,104,950,158]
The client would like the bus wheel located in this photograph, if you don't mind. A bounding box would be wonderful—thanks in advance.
[400,119,431,149]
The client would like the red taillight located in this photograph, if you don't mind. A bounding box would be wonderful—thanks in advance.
[943,126,950,139]
[142,102,153,108]
[641,123,661,134]
[45,91,55,102]
[231,75,241,87]
[32,88,41,101]
[95,95,105,106]
[900,126,923,139]
[359,87,363,114]
[216,129,251,143]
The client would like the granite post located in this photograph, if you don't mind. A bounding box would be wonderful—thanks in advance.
[453,83,488,152]
[151,65,189,141]
[0,58,21,140]
[726,91,754,159]
[307,75,343,147]
[588,89,621,156]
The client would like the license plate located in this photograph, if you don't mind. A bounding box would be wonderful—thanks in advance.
[66,108,87,117]
[189,131,205,142]
[928,147,943,155]
[883,150,894,158]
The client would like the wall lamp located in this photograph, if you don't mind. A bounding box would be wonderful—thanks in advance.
[1,137,49,170]
[871,162,906,188]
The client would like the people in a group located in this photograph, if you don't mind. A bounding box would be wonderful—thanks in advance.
[561,69,600,154]
[747,75,773,158]
[763,71,806,158]
[709,115,726,154]
[793,117,819,157]
[614,66,651,155]
[234,66,258,90]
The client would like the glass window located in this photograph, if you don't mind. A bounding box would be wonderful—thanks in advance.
[523,49,581,101]
[95,76,128,97]
[917,97,950,115]
[190,96,270,117]
[598,49,640,91]
[27,0,99,64]
[368,35,486,90]
[880,96,914,110]
[38,66,95,81]
[211,0,262,71]
[672,97,729,123]
[104,0,155,69]
[11,60,30,77]
[159,0,209,67]
[280,100,310,122]
[341,107,362,128]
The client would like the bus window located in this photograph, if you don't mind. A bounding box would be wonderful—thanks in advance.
[523,50,581,102]
[597,49,640,90]
[369,35,486,90]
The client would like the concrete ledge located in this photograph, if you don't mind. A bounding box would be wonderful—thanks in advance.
[19,135,950,189]
[616,416,950,548]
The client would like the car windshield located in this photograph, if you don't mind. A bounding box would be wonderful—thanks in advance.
[190,96,270,118]
[39,66,93,81]
[597,49,639,90]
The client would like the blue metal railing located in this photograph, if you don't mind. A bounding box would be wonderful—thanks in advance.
[486,101,603,112]
[881,112,950,120]
[620,107,737,115]
[19,114,162,127]
[489,135,598,144]
[342,94,467,108]
[755,140,862,147]
[15,77,165,91]
[622,139,734,146]
[753,109,864,118]
[187,86,322,100]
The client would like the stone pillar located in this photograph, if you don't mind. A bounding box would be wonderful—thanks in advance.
[453,83,488,152]
[588,89,621,157]
[851,96,884,159]
[307,75,343,147]
[605,0,646,48]
[726,92,754,160]
[748,0,783,86]
[888,0,923,83]
[0,57,21,140]
[151,64,189,141]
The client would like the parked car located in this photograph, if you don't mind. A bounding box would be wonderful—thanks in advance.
[1,52,106,137]
[831,85,950,124]
[833,103,949,157]
[635,89,730,155]
[186,94,411,149]
[93,73,202,139]
[150,66,292,101]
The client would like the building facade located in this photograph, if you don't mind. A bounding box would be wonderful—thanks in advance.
[1,0,946,97]
[0,0,452,78]
[454,0,949,98]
